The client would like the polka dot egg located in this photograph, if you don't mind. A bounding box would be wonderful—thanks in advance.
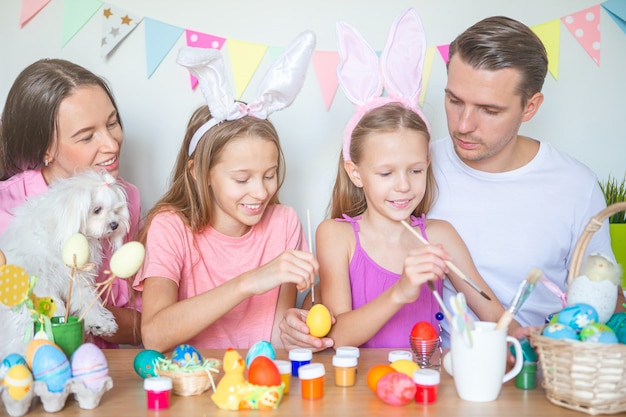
[557,303,598,332]
[542,322,578,340]
[172,344,202,368]
[71,342,109,391]
[579,323,618,344]
[133,349,165,378]
[32,344,72,393]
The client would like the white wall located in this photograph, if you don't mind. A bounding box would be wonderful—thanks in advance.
[2,0,625,246]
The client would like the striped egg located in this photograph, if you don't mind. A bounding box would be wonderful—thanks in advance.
[2,364,33,400]
[71,343,109,391]
[32,344,72,393]
[25,338,60,369]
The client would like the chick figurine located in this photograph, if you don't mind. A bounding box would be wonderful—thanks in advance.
[29,294,57,318]
[211,348,250,410]
[567,253,622,323]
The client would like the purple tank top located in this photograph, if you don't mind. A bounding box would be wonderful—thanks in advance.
[337,214,443,348]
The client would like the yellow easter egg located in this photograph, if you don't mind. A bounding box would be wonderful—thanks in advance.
[390,359,420,378]
[62,233,90,267]
[306,304,332,337]
[0,265,29,307]
[3,364,33,400]
[109,241,145,278]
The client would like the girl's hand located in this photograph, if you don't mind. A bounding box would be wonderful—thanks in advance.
[249,250,319,295]
[394,245,449,304]
[279,308,335,352]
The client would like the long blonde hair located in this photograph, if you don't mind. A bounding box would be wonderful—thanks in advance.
[329,103,436,219]
[138,106,286,243]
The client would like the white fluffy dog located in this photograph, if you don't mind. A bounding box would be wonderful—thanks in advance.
[0,169,130,358]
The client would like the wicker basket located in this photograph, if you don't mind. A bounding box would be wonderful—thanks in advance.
[156,359,222,397]
[530,202,626,415]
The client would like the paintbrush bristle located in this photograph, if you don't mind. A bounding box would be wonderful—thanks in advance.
[526,268,543,285]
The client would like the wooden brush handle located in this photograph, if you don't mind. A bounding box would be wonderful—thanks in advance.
[495,310,514,331]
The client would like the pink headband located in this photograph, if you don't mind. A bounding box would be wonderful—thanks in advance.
[177,31,316,156]
[337,8,430,161]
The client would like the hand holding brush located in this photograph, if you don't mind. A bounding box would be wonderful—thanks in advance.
[495,268,544,331]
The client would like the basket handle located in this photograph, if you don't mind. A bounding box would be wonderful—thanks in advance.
[568,202,626,283]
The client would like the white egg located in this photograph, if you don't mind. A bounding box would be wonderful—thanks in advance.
[62,233,90,267]
[109,241,145,278]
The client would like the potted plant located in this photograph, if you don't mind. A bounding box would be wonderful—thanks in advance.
[599,174,626,288]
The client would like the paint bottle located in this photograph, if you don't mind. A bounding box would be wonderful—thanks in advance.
[144,376,172,410]
[289,348,312,377]
[413,369,439,404]
[298,363,325,400]
[388,350,413,363]
[332,355,357,387]
[273,359,292,394]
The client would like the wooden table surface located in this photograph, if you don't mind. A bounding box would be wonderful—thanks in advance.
[1,348,589,417]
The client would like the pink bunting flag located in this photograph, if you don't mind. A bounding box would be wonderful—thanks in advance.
[312,51,340,111]
[561,5,601,66]
[19,0,51,27]
[185,30,226,90]
[437,44,450,63]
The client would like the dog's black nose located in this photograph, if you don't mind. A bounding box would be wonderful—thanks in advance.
[110,221,119,231]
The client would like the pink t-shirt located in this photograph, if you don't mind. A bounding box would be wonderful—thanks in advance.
[0,169,142,347]
[133,204,307,349]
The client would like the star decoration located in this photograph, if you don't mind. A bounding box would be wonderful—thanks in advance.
[103,8,113,18]
[121,15,133,25]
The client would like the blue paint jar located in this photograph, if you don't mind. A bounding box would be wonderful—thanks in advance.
[289,348,312,377]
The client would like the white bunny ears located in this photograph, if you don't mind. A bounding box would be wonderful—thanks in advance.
[337,8,429,161]
[177,31,316,156]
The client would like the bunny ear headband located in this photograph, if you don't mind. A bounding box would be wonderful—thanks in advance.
[177,30,316,156]
[337,8,429,162]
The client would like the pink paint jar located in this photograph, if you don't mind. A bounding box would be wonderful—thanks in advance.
[144,376,172,410]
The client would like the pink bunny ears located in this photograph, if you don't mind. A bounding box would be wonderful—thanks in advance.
[177,31,316,156]
[337,8,430,161]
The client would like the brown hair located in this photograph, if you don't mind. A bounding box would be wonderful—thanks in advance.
[329,103,435,219]
[137,106,286,243]
[447,16,548,107]
[0,59,121,180]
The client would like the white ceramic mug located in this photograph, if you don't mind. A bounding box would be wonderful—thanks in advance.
[443,321,523,402]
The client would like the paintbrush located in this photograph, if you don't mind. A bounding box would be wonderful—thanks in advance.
[400,220,492,301]
[427,281,453,323]
[495,268,544,331]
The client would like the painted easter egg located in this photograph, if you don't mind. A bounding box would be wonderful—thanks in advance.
[410,321,438,340]
[133,349,165,378]
[579,323,618,344]
[62,233,90,267]
[248,355,281,386]
[32,344,72,393]
[2,364,33,400]
[376,371,417,406]
[306,304,332,337]
[0,265,29,308]
[390,359,420,378]
[542,323,579,340]
[246,340,276,367]
[606,312,626,343]
[109,241,145,278]
[556,303,599,332]
[172,344,202,368]
[1,353,27,380]
[25,338,60,369]
[71,342,109,390]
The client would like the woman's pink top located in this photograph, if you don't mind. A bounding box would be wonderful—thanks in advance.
[133,204,307,349]
[338,214,442,348]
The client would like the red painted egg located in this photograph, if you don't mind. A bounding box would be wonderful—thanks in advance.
[247,356,281,386]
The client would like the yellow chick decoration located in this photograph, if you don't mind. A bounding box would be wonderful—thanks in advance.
[29,294,56,318]
[567,253,622,323]
[211,348,249,410]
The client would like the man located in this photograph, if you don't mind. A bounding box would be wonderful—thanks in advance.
[279,16,624,351]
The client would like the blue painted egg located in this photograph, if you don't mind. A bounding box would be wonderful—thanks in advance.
[557,303,598,332]
[32,344,72,393]
[246,340,276,367]
[133,349,165,378]
[606,312,626,344]
[579,323,618,344]
[71,342,109,390]
[0,353,26,380]
[172,344,202,368]
[542,323,579,340]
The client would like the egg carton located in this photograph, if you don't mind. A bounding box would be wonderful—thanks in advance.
[0,376,113,417]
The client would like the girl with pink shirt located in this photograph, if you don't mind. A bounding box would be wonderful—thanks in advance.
[0,58,142,348]
[133,32,318,352]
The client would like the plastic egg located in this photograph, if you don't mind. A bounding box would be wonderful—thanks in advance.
[542,323,578,340]
[579,323,618,344]
[31,344,72,393]
[133,349,165,378]
[62,233,90,267]
[306,304,332,337]
[71,342,109,390]
[109,241,145,278]
[246,340,276,367]
[2,364,33,400]
[247,355,281,386]
[556,303,598,332]
[375,371,417,406]
[172,344,202,368]
[25,339,61,368]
